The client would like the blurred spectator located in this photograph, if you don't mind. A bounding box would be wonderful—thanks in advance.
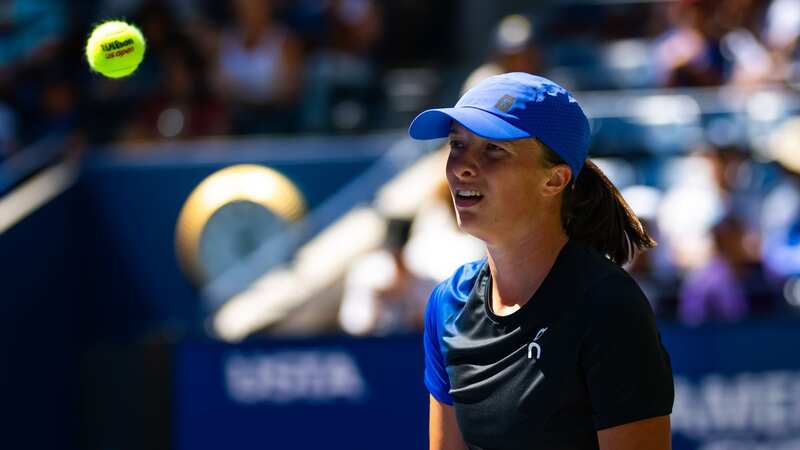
[705,145,767,232]
[37,72,80,136]
[714,0,786,87]
[762,116,800,279]
[0,0,73,145]
[462,14,543,94]
[652,0,779,87]
[119,38,230,143]
[212,0,303,134]
[721,28,774,86]
[301,0,383,132]
[764,0,800,53]
[679,213,776,326]
[0,0,66,74]
[622,185,680,317]
[657,156,723,270]
[653,0,726,87]
[710,0,800,86]
[626,218,680,318]
[762,0,800,84]
[327,0,382,56]
[338,218,436,336]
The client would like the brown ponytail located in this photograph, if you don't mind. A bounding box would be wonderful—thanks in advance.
[541,146,655,265]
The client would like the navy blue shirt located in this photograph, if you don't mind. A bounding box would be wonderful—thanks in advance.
[424,240,674,450]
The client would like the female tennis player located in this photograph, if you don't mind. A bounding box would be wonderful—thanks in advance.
[409,72,674,450]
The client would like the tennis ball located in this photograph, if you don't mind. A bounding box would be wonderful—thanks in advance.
[85,20,146,79]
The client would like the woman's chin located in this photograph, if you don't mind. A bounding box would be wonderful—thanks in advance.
[456,215,488,240]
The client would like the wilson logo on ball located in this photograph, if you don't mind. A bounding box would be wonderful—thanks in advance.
[101,38,134,52]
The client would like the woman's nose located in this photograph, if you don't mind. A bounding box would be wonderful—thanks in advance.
[448,150,478,180]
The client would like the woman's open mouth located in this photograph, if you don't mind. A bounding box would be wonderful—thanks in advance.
[454,190,483,208]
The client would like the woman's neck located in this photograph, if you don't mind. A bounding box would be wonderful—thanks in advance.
[486,228,568,316]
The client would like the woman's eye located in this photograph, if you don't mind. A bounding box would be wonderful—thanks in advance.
[449,140,464,149]
[486,144,507,154]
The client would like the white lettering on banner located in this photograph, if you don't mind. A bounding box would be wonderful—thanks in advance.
[224,350,367,404]
[671,370,800,443]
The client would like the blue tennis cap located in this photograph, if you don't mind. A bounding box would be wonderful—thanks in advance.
[408,72,591,178]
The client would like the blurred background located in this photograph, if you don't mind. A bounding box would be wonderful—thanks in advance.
[3,0,800,449]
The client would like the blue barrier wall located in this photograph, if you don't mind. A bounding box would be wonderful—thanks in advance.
[666,320,800,450]
[1,134,399,449]
[1,184,82,450]
[175,335,428,450]
[174,321,800,450]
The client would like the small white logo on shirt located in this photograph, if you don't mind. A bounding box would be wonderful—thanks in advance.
[527,327,548,361]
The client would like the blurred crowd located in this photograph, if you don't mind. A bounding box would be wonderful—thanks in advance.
[332,0,800,336]
[4,0,800,155]
[0,0,454,157]
[2,0,800,335]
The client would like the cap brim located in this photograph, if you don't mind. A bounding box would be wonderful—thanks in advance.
[408,107,530,141]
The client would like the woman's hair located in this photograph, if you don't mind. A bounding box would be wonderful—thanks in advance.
[540,144,655,266]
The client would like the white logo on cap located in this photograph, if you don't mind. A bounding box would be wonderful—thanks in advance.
[495,95,515,112]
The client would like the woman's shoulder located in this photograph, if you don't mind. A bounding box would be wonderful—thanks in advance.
[433,259,486,299]
[582,269,655,327]
[569,242,653,317]
[565,241,630,287]
[427,259,487,318]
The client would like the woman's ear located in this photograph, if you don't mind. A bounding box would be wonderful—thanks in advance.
[542,165,572,197]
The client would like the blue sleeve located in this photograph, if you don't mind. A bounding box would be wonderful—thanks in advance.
[423,282,454,405]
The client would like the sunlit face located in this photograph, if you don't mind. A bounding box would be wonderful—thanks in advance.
[446,123,564,244]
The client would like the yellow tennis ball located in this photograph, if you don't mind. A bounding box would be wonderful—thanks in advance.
[85,20,146,79]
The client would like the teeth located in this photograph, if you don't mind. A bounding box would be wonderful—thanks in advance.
[458,190,482,197]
